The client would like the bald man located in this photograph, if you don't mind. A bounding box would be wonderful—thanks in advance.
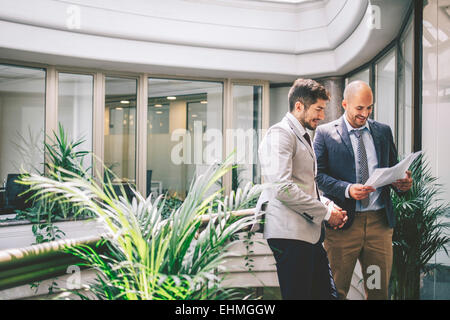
[313,81,412,300]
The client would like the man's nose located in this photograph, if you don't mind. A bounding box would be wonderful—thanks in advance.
[318,110,325,120]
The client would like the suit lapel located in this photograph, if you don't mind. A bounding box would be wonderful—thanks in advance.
[368,120,382,165]
[335,116,355,159]
[284,116,315,159]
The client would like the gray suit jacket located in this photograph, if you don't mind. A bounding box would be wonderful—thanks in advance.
[253,115,328,244]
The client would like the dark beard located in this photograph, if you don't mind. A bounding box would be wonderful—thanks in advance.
[300,118,315,131]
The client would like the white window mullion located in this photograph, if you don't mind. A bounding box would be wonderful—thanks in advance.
[136,74,148,196]
[45,66,58,172]
[223,78,233,196]
[93,72,105,182]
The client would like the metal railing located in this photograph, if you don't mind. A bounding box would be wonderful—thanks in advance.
[0,208,258,292]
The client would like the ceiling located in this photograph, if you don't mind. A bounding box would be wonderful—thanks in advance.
[0,0,412,82]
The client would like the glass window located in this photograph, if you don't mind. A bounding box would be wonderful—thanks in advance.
[231,84,262,190]
[375,48,396,137]
[345,68,374,119]
[58,73,94,173]
[422,0,450,300]
[104,77,137,185]
[398,17,413,157]
[147,78,223,199]
[346,68,370,86]
[0,64,46,214]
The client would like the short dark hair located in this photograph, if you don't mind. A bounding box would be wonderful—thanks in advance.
[288,78,330,112]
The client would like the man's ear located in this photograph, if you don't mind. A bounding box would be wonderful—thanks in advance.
[341,100,347,111]
[295,101,304,112]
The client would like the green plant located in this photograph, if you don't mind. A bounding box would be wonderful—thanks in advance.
[158,194,184,219]
[20,123,91,218]
[11,127,44,175]
[15,124,92,244]
[390,154,450,300]
[44,122,90,179]
[15,198,67,244]
[21,155,263,300]
[158,181,261,220]
[243,230,256,272]
[231,163,248,192]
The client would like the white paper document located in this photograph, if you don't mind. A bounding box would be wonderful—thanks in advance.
[364,151,422,189]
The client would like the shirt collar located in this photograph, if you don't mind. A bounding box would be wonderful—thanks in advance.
[343,112,370,133]
[286,112,307,136]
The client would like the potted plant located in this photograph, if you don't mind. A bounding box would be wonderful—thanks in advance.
[0,123,98,249]
[21,155,263,300]
[390,154,450,300]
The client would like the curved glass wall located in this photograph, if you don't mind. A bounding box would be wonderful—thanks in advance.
[104,76,137,185]
[375,49,397,139]
[57,72,94,174]
[398,16,414,157]
[231,84,262,190]
[0,65,45,214]
[147,78,223,199]
[421,0,450,300]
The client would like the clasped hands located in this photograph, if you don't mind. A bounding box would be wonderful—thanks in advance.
[327,204,347,229]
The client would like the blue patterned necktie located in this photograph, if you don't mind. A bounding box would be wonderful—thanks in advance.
[353,129,369,208]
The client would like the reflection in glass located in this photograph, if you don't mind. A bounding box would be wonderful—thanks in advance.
[0,64,45,214]
[422,0,450,299]
[375,49,396,137]
[232,84,262,190]
[58,73,93,173]
[345,68,373,119]
[104,77,137,185]
[398,17,413,157]
[147,78,223,199]
[346,68,370,86]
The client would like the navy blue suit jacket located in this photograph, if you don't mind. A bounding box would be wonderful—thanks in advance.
[313,116,399,230]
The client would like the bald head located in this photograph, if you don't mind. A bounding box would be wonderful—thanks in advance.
[342,81,374,128]
[343,81,373,103]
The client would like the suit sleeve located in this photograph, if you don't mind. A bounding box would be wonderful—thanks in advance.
[314,126,351,202]
[259,126,327,223]
[386,126,406,195]
[387,127,399,168]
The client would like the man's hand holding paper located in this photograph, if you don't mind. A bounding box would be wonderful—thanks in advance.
[349,183,376,200]
[363,151,421,189]
[392,170,413,191]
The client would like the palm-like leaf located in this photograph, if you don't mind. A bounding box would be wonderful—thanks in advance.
[390,154,449,299]
[21,154,262,300]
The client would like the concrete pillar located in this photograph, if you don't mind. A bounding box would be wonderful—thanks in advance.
[316,77,345,125]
